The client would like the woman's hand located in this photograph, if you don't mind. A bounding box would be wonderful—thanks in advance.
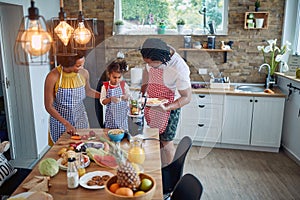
[65,123,77,135]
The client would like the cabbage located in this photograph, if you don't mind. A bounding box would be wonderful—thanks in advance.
[38,158,59,177]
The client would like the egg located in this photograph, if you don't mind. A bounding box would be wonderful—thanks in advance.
[115,187,134,197]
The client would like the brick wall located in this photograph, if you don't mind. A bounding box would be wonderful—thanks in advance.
[64,0,285,83]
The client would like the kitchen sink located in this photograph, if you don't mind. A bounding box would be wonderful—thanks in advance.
[236,85,265,92]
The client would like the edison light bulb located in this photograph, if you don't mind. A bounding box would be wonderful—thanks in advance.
[74,22,91,45]
[21,20,52,56]
[54,21,74,46]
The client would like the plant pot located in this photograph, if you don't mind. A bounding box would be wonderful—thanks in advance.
[177,25,184,34]
[255,7,259,12]
[157,26,166,34]
[115,25,124,35]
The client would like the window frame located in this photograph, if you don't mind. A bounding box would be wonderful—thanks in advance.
[114,0,229,36]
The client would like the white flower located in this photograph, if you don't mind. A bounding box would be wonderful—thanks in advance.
[257,39,291,75]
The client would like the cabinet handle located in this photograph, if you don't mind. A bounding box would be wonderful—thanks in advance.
[255,99,258,103]
[198,95,205,98]
[250,99,253,102]
[198,124,204,127]
[198,105,205,108]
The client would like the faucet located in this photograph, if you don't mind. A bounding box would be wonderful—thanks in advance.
[258,63,275,89]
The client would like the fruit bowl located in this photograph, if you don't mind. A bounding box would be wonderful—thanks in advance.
[107,129,125,142]
[105,173,156,200]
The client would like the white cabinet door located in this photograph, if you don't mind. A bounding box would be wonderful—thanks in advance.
[251,97,285,147]
[222,96,252,145]
[179,94,223,143]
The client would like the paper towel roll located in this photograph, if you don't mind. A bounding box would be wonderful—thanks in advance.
[131,68,143,84]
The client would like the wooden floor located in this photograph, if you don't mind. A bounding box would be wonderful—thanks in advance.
[184,147,300,200]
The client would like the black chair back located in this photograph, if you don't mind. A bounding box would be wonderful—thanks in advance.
[162,136,192,196]
[171,173,203,200]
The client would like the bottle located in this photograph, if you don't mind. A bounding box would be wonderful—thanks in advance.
[67,157,79,189]
[77,153,86,177]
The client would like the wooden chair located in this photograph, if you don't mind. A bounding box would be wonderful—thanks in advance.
[170,173,203,200]
[162,136,192,199]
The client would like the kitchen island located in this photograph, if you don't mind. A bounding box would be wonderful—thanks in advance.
[12,128,163,200]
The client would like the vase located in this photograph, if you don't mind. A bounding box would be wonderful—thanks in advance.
[115,25,124,35]
[177,25,184,34]
[157,26,166,34]
[255,7,259,12]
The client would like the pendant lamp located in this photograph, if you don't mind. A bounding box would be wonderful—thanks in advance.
[14,0,53,65]
[73,0,95,50]
[52,0,77,56]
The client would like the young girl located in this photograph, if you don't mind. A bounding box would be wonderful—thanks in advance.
[100,59,130,130]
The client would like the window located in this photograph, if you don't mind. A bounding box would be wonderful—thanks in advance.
[114,0,228,35]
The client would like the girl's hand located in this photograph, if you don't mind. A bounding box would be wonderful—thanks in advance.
[111,96,121,103]
[121,94,129,101]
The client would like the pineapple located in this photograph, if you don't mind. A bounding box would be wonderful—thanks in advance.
[116,161,141,190]
[99,136,141,190]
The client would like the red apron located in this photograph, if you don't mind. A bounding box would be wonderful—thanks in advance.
[145,67,175,134]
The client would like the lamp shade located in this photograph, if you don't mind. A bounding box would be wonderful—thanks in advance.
[14,0,53,65]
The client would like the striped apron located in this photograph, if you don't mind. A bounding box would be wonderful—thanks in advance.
[50,69,89,142]
[145,68,175,134]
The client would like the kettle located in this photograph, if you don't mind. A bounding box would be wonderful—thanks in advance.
[127,92,147,137]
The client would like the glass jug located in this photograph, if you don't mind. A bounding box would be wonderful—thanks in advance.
[128,137,145,172]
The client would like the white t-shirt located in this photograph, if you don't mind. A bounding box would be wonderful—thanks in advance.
[145,51,191,92]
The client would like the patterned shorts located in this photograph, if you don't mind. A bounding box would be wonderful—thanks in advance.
[159,108,181,141]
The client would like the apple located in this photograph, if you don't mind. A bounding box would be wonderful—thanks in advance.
[140,178,152,191]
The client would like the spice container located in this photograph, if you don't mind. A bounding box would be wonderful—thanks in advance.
[67,157,79,189]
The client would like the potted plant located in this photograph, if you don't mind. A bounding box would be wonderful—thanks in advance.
[176,19,185,34]
[157,20,166,34]
[114,20,124,34]
[255,0,260,12]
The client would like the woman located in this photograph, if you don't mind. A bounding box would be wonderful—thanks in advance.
[140,38,192,165]
[44,53,100,143]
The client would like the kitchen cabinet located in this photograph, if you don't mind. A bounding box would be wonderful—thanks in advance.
[277,75,300,164]
[222,95,285,149]
[178,94,224,144]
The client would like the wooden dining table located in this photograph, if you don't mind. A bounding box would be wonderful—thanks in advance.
[12,128,163,200]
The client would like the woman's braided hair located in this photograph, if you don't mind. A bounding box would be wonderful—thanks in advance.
[140,38,171,64]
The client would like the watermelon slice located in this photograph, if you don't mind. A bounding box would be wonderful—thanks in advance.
[93,154,118,169]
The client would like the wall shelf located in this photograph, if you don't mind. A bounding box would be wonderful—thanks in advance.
[178,48,233,63]
[244,12,269,29]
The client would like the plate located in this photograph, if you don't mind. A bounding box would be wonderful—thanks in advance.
[146,98,168,107]
[84,141,104,149]
[79,171,114,189]
[57,154,90,171]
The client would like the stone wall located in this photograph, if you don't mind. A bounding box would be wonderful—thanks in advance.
[64,0,285,83]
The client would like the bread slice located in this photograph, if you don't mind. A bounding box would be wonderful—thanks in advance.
[22,176,49,192]
[28,178,49,192]
[27,191,53,200]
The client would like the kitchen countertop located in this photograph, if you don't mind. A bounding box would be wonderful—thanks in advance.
[129,82,286,97]
[192,86,286,97]
[275,72,300,83]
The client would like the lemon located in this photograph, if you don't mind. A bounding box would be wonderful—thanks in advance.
[134,191,145,196]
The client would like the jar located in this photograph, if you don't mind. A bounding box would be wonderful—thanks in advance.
[128,137,145,172]
[67,157,79,189]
